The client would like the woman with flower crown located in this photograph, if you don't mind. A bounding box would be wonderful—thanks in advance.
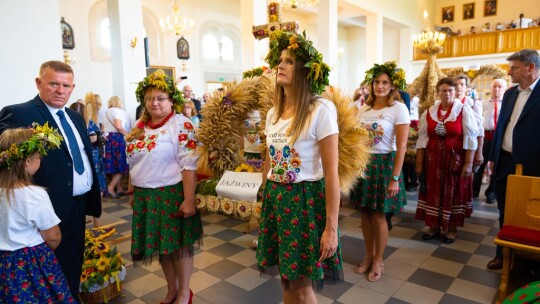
[415,77,477,244]
[349,61,410,282]
[256,30,343,303]
[0,124,76,303]
[125,71,202,304]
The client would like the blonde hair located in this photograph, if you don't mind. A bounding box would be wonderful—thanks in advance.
[84,92,99,123]
[0,129,36,203]
[272,54,315,145]
[182,101,198,117]
[108,96,123,108]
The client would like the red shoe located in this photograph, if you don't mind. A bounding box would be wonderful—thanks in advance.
[159,294,177,304]
[189,289,193,304]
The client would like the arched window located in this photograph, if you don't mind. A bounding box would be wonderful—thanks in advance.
[100,18,110,49]
[202,34,220,60]
[220,36,234,61]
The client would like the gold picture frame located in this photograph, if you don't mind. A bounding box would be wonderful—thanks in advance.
[442,6,455,23]
[463,3,475,20]
[484,0,497,17]
[146,65,176,81]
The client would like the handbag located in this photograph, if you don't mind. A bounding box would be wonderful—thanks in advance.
[451,150,463,173]
[95,130,107,147]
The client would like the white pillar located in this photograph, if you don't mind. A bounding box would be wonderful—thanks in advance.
[107,0,146,120]
[240,0,268,71]
[365,13,383,66]
[317,0,339,85]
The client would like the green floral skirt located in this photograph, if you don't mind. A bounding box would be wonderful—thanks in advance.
[257,179,343,288]
[131,182,203,261]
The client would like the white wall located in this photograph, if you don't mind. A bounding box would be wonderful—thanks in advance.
[0,0,63,107]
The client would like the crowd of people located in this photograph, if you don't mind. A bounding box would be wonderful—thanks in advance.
[0,44,539,303]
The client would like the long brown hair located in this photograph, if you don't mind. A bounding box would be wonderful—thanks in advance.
[69,102,89,126]
[272,54,316,145]
[84,92,99,123]
[364,72,401,108]
[0,129,36,203]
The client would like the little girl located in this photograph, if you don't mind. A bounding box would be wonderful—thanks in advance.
[0,124,76,303]
[182,100,200,127]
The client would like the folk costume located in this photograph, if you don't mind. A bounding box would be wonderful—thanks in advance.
[415,99,478,232]
[128,72,203,261]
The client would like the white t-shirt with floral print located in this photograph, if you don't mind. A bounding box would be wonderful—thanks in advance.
[265,98,338,183]
[127,114,198,188]
[358,102,410,154]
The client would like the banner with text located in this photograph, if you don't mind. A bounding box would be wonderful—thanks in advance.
[215,171,263,202]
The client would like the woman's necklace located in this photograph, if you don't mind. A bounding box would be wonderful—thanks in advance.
[435,102,453,136]
[146,111,175,129]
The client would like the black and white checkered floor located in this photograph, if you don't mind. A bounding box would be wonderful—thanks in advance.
[93,188,503,304]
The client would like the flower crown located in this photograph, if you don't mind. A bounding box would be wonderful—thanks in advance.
[265,30,330,95]
[135,70,185,112]
[242,66,269,79]
[0,122,63,169]
[364,61,407,91]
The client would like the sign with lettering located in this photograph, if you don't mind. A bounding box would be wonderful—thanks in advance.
[215,171,263,202]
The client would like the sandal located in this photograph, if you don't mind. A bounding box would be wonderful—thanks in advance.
[368,260,384,282]
[443,230,457,244]
[422,227,441,240]
[354,256,373,274]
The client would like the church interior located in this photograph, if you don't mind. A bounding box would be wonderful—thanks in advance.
[2,0,540,303]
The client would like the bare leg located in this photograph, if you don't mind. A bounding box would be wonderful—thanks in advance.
[357,212,375,273]
[282,277,317,304]
[369,212,387,282]
[107,173,122,196]
[161,255,179,303]
[174,248,194,304]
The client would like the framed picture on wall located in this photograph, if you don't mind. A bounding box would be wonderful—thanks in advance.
[442,6,455,23]
[146,66,176,82]
[463,3,475,20]
[61,17,75,50]
[177,37,190,60]
[484,0,497,17]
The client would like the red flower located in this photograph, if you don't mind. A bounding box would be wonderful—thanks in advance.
[291,241,298,248]
[309,223,315,230]
[147,142,156,151]
[263,228,269,234]
[261,260,268,266]
[277,216,282,223]
[292,219,299,226]
[283,252,290,258]
[127,144,135,153]
[186,140,197,149]
[284,230,290,236]
[272,183,277,190]
[21,282,29,289]
[301,253,307,260]
[17,260,24,267]
[136,141,146,149]
[315,261,322,268]
[286,185,292,191]
[302,232,309,239]
[277,194,282,201]
[149,134,157,140]
[267,248,273,253]
[136,120,145,129]
[178,133,188,142]
[184,122,194,129]
[284,207,291,214]
[291,263,298,270]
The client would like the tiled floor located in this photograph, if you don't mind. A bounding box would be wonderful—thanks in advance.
[91,188,504,304]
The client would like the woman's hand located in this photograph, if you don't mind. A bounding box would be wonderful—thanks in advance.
[461,163,473,177]
[319,227,338,262]
[387,180,400,197]
[128,194,135,207]
[179,199,196,218]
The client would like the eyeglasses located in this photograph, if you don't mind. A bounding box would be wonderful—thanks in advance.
[144,96,170,103]
[47,81,74,90]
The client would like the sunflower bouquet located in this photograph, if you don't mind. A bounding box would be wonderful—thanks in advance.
[80,227,126,298]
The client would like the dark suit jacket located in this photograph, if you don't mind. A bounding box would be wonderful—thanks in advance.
[489,82,540,177]
[0,95,102,219]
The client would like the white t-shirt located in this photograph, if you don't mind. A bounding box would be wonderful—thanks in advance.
[410,96,420,121]
[265,98,338,183]
[0,186,60,251]
[127,114,199,188]
[358,102,410,154]
[103,107,129,133]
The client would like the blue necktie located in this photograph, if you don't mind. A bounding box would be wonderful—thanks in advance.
[56,110,85,174]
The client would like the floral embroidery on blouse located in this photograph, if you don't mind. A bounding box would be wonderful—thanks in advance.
[179,121,197,151]
[361,122,384,146]
[269,144,301,182]
[127,134,158,156]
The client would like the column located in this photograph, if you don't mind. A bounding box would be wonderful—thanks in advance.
[240,0,268,70]
[107,0,146,120]
[365,13,383,66]
[317,0,338,85]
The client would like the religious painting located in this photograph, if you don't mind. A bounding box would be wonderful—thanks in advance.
[463,3,475,20]
[61,17,75,50]
[484,0,497,17]
[146,66,176,82]
[177,37,190,60]
[442,6,455,23]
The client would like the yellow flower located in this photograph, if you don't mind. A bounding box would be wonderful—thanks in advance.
[96,256,109,272]
[234,163,255,172]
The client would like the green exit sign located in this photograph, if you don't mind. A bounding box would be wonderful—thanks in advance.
[218,77,225,82]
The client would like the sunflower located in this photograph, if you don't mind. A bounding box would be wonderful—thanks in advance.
[96,256,109,272]
[234,163,255,172]
[221,198,235,215]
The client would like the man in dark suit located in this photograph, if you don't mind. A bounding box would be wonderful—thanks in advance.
[0,60,102,298]
[486,49,540,270]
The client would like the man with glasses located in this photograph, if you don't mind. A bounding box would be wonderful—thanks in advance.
[486,49,540,270]
[0,60,102,299]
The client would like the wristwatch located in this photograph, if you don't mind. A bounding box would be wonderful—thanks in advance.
[392,175,399,181]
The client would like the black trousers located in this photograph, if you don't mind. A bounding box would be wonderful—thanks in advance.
[493,151,515,259]
[54,198,87,300]
[472,139,495,197]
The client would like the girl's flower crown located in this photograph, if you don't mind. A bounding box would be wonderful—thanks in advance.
[265,30,330,95]
[364,61,407,91]
[135,70,185,113]
[0,122,63,169]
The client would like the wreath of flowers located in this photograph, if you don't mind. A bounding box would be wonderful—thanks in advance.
[364,61,407,91]
[265,30,330,95]
[220,197,235,215]
[0,122,63,169]
[236,201,253,219]
[134,70,185,113]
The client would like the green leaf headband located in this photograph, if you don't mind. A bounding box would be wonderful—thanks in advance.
[265,30,330,95]
[0,122,63,169]
[135,70,185,113]
[364,61,407,91]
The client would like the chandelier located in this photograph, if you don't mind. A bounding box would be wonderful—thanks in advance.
[159,0,194,36]
[412,11,446,54]
[273,0,320,9]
